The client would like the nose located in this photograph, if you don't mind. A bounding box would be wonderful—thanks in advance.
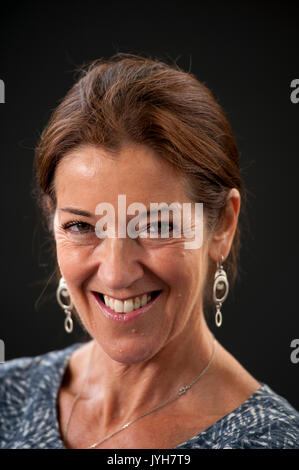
[96,237,144,291]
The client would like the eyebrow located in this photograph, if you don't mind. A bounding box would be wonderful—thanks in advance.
[60,207,92,217]
[59,206,174,218]
[131,208,172,218]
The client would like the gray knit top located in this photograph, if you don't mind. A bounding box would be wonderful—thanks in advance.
[0,343,298,449]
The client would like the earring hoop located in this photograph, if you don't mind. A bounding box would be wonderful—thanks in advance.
[213,255,229,327]
[56,277,74,333]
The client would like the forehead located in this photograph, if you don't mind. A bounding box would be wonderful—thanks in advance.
[54,143,189,206]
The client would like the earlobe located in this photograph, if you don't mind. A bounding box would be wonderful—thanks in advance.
[208,188,241,262]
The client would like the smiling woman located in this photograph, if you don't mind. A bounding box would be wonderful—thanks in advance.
[0,53,298,449]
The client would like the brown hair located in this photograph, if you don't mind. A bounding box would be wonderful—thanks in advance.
[34,52,245,310]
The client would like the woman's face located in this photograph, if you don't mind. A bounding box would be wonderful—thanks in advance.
[53,143,210,364]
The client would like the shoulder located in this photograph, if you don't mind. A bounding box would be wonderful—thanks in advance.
[0,343,81,392]
[176,384,299,449]
[0,343,81,447]
[229,383,299,449]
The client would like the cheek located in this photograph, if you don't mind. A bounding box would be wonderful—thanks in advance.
[55,238,94,287]
[150,247,205,298]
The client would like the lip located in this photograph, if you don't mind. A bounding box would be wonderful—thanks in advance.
[92,290,163,323]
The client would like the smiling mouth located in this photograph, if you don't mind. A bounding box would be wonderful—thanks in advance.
[94,290,162,314]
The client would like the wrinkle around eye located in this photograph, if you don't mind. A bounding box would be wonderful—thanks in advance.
[54,226,101,247]
[137,235,189,249]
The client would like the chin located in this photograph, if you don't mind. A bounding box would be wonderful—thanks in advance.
[100,338,160,365]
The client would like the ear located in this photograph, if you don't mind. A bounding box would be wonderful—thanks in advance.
[208,188,241,262]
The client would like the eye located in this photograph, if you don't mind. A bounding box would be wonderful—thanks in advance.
[62,220,93,234]
[147,221,174,235]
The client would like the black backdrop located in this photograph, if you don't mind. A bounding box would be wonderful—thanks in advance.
[0,0,298,410]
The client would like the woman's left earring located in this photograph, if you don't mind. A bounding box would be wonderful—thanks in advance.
[56,277,74,333]
[213,255,229,327]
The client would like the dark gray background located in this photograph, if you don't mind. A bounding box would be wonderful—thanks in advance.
[0,0,298,409]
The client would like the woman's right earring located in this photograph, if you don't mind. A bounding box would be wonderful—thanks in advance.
[56,277,74,334]
[213,256,229,327]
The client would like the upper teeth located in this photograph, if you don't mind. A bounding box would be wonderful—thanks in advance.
[103,293,152,313]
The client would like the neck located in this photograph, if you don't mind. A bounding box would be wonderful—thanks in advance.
[79,314,215,429]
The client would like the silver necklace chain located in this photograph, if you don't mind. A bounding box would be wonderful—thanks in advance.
[63,337,216,449]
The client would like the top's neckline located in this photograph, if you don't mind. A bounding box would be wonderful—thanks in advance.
[50,342,265,449]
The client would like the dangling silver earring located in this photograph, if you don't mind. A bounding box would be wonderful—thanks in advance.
[213,255,229,327]
[56,277,74,333]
